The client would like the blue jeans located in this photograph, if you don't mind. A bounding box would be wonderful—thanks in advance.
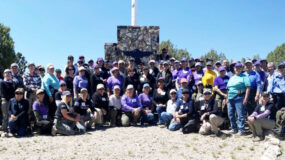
[141,112,156,125]
[8,119,27,137]
[156,106,166,124]
[161,112,173,125]
[227,96,246,133]
[169,120,182,131]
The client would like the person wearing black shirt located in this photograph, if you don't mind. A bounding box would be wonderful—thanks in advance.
[8,88,29,137]
[0,69,17,137]
[156,62,173,92]
[153,77,169,125]
[73,88,96,131]
[52,91,83,136]
[124,68,140,93]
[54,81,68,107]
[92,84,109,125]
[149,60,159,78]
[138,66,156,94]
[198,89,224,136]
[90,64,104,95]
[168,89,198,134]
[248,92,275,141]
[64,65,75,94]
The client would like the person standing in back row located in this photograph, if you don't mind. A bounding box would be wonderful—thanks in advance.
[226,63,251,136]
[0,69,18,137]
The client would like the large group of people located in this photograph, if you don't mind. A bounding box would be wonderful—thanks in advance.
[0,48,284,142]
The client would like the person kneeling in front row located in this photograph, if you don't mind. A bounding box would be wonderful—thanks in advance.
[169,89,198,134]
[121,85,142,126]
[198,88,224,136]
[52,91,84,135]
[8,88,29,137]
[73,88,97,131]
[248,92,275,142]
[33,89,53,134]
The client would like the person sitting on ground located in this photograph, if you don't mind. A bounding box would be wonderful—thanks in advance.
[138,83,155,125]
[8,88,29,137]
[108,85,122,127]
[73,88,97,131]
[92,84,109,126]
[248,92,276,141]
[198,89,225,136]
[161,89,178,127]
[52,91,83,136]
[168,89,198,134]
[121,84,142,126]
[33,89,53,134]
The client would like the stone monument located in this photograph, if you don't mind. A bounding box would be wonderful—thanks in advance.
[104,0,160,64]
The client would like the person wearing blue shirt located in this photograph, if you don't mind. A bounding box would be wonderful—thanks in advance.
[168,89,198,134]
[42,64,59,120]
[273,63,285,136]
[244,60,262,115]
[8,88,29,137]
[226,63,251,135]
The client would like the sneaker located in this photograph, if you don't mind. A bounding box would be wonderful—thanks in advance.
[159,124,166,128]
[215,131,223,137]
[237,132,246,136]
[51,126,57,136]
[229,129,238,134]
[252,136,264,142]
[1,132,8,137]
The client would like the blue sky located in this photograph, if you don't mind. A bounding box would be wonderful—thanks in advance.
[1,0,285,70]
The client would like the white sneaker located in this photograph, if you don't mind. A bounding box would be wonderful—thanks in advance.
[51,126,57,136]
[1,132,8,137]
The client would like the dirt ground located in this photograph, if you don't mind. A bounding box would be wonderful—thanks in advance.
[0,126,284,160]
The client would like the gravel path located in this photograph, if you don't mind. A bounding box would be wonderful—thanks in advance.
[0,126,283,160]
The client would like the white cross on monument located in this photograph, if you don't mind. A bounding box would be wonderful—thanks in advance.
[131,0,138,26]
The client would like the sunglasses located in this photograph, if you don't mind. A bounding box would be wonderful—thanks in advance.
[5,72,12,75]
[60,84,66,87]
[39,68,45,71]
[15,92,23,95]
[204,93,211,95]
[68,68,74,71]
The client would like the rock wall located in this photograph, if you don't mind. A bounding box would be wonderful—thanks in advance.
[117,26,159,52]
[105,26,159,64]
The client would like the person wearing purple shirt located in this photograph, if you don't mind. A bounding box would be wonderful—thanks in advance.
[107,67,123,96]
[33,89,52,134]
[138,83,155,125]
[248,92,275,142]
[214,67,229,114]
[73,66,88,99]
[254,61,266,83]
[175,58,192,89]
[121,85,142,126]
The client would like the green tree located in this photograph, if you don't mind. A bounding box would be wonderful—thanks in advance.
[252,54,261,60]
[15,52,28,74]
[0,23,16,70]
[159,40,190,60]
[267,43,285,65]
[201,49,227,62]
